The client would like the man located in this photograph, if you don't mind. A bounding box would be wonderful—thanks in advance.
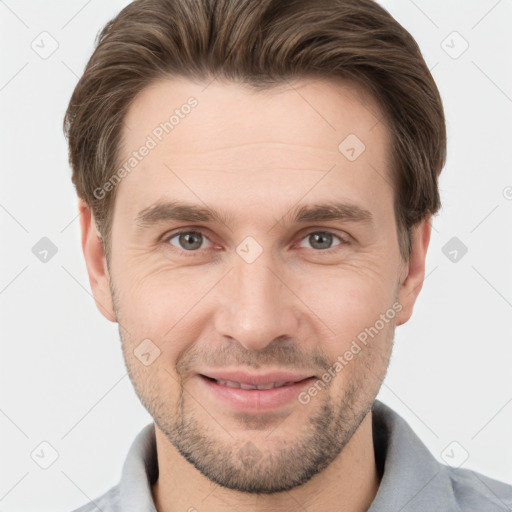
[63,0,512,511]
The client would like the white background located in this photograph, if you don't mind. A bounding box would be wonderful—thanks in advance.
[1,1,511,511]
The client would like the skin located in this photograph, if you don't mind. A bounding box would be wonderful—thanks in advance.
[80,77,431,512]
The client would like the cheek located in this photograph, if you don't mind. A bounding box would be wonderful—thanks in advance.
[304,269,397,393]
[115,264,213,356]
[297,260,397,333]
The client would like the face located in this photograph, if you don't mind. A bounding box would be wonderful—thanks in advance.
[82,77,430,494]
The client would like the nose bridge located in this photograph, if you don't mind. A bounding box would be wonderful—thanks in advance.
[216,245,298,351]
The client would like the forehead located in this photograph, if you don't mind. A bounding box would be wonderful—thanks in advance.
[114,76,393,227]
[121,75,388,157]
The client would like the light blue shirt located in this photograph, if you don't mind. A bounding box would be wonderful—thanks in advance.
[71,399,512,511]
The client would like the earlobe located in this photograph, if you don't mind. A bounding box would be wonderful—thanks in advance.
[78,199,117,322]
[395,217,432,326]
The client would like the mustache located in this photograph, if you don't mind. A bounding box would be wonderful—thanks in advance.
[175,337,332,378]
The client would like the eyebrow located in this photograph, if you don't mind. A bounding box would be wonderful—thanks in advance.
[134,199,374,232]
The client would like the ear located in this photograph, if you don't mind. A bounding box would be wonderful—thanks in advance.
[78,199,116,322]
[395,217,432,326]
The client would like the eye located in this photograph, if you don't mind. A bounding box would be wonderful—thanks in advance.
[298,231,347,252]
[166,230,213,253]
[162,229,348,256]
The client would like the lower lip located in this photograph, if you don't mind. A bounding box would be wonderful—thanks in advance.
[198,375,315,412]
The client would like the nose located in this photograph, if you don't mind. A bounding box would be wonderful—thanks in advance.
[214,249,300,352]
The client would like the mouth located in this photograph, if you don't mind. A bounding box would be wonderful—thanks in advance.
[200,374,311,390]
[197,371,317,412]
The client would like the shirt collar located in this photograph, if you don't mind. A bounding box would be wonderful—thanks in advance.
[119,421,158,512]
[368,400,460,512]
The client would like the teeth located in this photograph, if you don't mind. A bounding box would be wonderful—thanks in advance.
[220,380,241,388]
[252,382,275,390]
[240,382,258,390]
[215,379,292,390]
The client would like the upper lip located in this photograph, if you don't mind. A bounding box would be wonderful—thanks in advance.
[199,370,314,386]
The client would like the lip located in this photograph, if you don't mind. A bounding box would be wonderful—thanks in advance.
[199,370,314,386]
[198,372,316,413]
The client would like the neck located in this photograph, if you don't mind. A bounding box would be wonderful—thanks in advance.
[151,411,380,512]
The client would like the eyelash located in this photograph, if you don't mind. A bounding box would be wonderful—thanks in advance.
[161,228,350,257]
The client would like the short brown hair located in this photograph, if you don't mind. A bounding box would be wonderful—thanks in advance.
[63,0,446,262]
